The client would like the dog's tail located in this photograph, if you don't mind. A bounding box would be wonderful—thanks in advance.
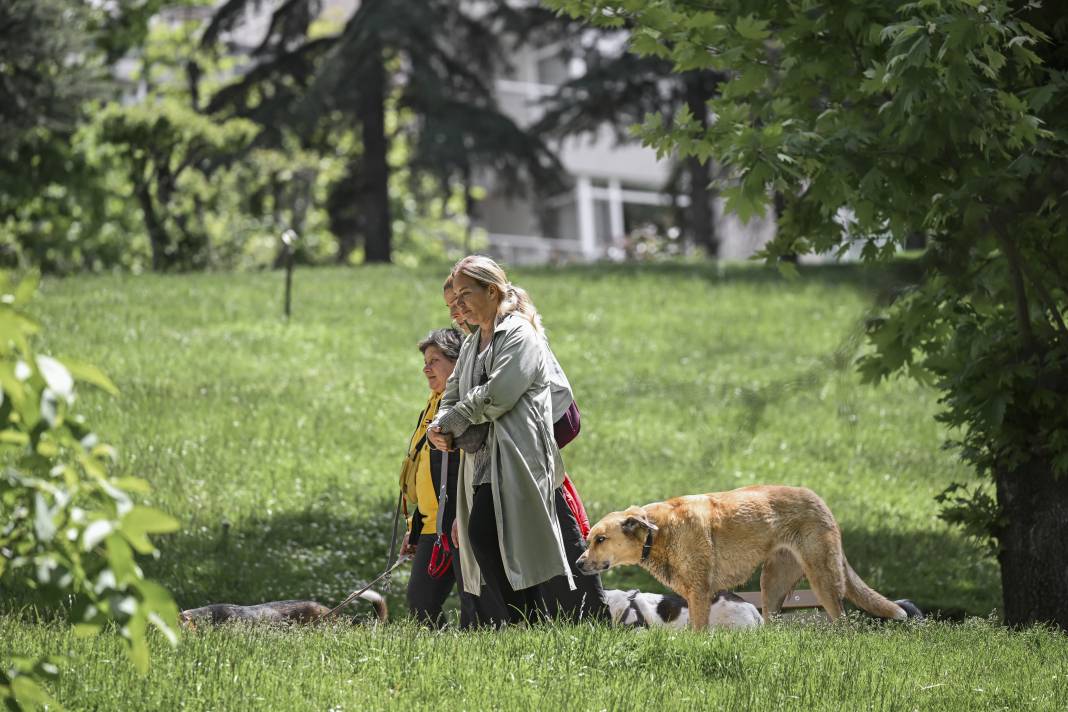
[356,589,388,622]
[843,560,908,620]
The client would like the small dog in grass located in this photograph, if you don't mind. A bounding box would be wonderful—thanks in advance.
[179,590,387,629]
[605,588,763,630]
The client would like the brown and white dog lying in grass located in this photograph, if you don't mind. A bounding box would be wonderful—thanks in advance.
[179,590,387,629]
[578,485,923,629]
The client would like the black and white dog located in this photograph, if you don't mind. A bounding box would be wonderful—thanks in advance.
[604,589,762,630]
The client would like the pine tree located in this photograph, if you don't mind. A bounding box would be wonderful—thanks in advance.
[200,0,565,263]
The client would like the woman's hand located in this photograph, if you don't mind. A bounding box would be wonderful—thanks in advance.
[400,540,417,557]
[426,425,453,451]
[451,519,459,547]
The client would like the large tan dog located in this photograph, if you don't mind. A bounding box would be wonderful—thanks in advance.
[576,485,910,629]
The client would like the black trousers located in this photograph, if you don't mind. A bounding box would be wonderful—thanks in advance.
[407,534,481,628]
[467,484,539,626]
[466,483,608,626]
[406,534,456,627]
[535,487,609,622]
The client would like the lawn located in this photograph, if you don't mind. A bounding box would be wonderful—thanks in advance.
[5,260,1054,710]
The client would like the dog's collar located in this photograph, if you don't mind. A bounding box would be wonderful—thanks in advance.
[640,528,654,562]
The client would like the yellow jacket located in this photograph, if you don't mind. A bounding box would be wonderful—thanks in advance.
[399,391,442,534]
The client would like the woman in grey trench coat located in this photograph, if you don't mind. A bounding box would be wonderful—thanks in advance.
[428,256,605,625]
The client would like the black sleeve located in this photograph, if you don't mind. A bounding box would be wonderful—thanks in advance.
[409,507,424,544]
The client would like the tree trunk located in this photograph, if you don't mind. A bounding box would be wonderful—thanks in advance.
[774,191,797,263]
[685,154,715,256]
[135,182,169,272]
[995,459,1068,628]
[683,72,719,258]
[359,42,392,264]
[463,163,474,255]
[330,163,361,264]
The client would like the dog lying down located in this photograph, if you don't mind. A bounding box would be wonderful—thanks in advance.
[604,589,922,629]
[605,588,763,630]
[179,590,387,629]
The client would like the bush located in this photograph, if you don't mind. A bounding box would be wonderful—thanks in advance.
[0,273,180,709]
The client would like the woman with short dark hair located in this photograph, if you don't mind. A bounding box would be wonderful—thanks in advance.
[399,327,469,626]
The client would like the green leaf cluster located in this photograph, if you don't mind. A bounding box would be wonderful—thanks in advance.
[548,1,1068,560]
[0,273,180,709]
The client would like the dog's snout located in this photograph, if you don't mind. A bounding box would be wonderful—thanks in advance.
[576,557,609,575]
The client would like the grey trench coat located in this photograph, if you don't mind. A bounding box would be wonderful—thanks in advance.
[432,313,575,594]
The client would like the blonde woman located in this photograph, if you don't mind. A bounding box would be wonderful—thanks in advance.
[428,256,606,625]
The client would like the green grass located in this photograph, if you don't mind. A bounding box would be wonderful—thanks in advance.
[6,260,1050,709]
[3,616,1066,711]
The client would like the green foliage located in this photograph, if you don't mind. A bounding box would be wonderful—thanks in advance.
[547,0,1068,572]
[93,99,258,271]
[0,0,115,273]
[0,273,180,708]
[0,0,105,150]
[934,482,1001,557]
[0,2,478,273]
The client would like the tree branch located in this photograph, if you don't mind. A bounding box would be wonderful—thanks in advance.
[992,220,1037,354]
[1016,247,1068,344]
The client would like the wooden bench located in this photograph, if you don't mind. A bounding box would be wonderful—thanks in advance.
[737,589,820,611]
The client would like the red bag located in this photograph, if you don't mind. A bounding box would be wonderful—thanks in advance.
[428,449,453,578]
[561,473,590,538]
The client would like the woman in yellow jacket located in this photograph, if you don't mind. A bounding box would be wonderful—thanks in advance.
[400,327,469,626]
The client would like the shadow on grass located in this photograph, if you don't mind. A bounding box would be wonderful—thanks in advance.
[2,495,997,625]
[147,509,1000,623]
[139,498,407,620]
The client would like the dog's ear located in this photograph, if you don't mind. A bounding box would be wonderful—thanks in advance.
[621,511,658,537]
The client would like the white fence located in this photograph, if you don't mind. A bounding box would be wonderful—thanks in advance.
[485,233,586,266]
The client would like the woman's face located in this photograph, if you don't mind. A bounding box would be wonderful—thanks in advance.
[423,345,455,394]
[444,286,467,332]
[453,272,499,328]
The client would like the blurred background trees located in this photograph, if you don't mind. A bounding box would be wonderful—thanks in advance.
[0,0,585,271]
[1,0,758,273]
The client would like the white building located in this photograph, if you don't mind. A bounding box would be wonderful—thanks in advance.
[473,40,777,265]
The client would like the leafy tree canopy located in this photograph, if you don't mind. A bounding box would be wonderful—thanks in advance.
[547,0,1068,628]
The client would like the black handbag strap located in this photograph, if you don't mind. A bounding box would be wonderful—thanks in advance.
[434,449,449,538]
[406,401,433,460]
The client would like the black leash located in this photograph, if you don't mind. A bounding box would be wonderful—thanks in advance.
[328,556,409,617]
[384,490,404,583]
